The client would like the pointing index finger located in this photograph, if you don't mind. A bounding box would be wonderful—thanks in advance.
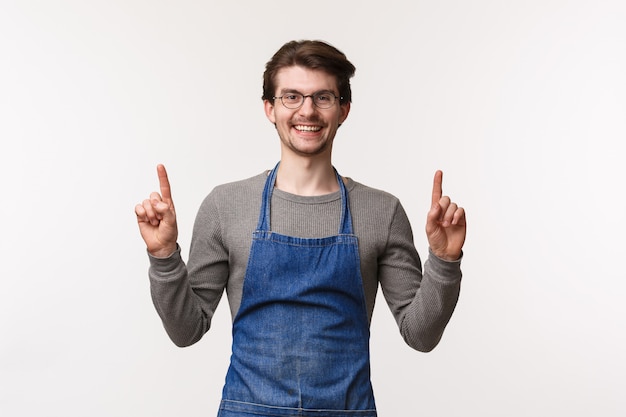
[157,164,172,202]
[432,170,443,205]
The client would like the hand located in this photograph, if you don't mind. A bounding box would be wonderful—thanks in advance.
[135,164,178,257]
[425,170,466,261]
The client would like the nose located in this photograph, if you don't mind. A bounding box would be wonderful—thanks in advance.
[298,95,316,115]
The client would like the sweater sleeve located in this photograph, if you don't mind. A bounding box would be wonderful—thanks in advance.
[378,201,462,352]
[148,193,229,347]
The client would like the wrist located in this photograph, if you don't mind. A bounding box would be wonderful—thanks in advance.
[430,248,462,262]
[149,244,177,259]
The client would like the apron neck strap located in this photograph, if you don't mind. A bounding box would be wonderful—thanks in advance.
[257,162,353,235]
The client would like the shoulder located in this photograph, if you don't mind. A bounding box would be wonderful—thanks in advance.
[344,178,416,260]
[195,171,267,219]
[345,178,414,234]
[210,171,268,199]
[346,178,402,211]
[191,171,268,239]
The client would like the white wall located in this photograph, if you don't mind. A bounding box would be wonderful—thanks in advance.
[1,1,624,416]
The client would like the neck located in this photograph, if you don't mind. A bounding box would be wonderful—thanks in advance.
[275,156,338,196]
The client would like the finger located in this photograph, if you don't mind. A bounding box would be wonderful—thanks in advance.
[441,202,458,227]
[436,195,451,221]
[135,204,148,222]
[426,194,446,226]
[427,194,449,227]
[425,202,442,233]
[157,164,173,202]
[147,192,163,219]
[431,170,443,207]
[141,199,160,226]
[150,192,163,203]
[150,191,176,224]
[452,206,466,226]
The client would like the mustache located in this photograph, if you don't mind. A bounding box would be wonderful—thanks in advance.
[272,120,342,129]
[291,117,325,125]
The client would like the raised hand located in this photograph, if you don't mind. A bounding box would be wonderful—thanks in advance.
[425,170,466,261]
[135,164,178,257]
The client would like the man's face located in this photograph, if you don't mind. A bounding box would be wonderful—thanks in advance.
[264,66,350,159]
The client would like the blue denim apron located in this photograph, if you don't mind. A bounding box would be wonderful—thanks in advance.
[217,164,377,417]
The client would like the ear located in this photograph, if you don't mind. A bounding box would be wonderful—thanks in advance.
[264,99,276,124]
[338,102,350,125]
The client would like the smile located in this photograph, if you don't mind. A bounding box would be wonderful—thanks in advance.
[294,125,322,132]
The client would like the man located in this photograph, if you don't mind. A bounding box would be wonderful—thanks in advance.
[135,40,466,417]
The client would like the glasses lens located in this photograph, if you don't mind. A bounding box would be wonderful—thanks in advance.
[281,93,303,109]
[314,92,335,108]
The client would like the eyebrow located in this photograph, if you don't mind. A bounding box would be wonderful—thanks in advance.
[279,88,336,95]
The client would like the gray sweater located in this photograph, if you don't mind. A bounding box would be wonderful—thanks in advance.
[149,171,462,352]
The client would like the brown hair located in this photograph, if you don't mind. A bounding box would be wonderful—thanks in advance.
[262,40,356,105]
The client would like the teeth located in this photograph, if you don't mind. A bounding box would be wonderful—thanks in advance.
[294,125,321,132]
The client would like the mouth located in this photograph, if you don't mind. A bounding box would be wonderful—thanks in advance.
[293,124,322,133]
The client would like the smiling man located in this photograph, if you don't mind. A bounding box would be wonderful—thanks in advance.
[135,40,466,417]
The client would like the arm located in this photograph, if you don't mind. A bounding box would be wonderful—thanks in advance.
[379,171,465,352]
[136,165,227,347]
[399,250,462,352]
[378,203,462,352]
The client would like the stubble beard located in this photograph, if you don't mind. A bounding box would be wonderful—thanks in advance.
[277,121,335,157]
[281,131,334,157]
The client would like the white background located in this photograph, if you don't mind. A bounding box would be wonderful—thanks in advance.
[1,1,625,416]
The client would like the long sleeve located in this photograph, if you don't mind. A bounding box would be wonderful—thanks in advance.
[377,201,462,352]
[145,173,462,350]
[147,174,264,347]
[148,192,230,347]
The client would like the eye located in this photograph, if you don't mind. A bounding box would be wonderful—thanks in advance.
[316,93,333,102]
[283,93,301,102]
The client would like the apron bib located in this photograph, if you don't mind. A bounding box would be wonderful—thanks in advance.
[218,164,376,417]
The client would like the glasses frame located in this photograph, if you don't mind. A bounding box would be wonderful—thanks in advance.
[272,91,343,110]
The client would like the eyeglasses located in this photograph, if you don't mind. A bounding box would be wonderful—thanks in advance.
[273,91,342,109]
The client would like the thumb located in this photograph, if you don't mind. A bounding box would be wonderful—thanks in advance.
[426,201,442,227]
[152,199,176,223]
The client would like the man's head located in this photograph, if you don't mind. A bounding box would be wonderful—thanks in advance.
[262,40,356,105]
